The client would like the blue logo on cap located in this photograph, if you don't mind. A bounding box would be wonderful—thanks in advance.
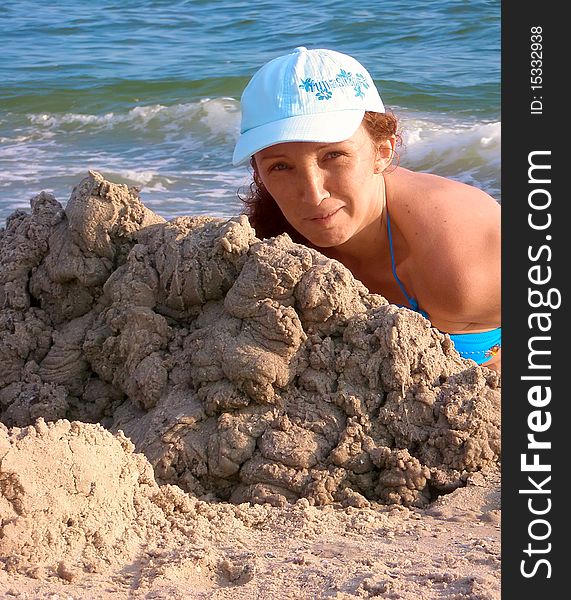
[299,69,369,101]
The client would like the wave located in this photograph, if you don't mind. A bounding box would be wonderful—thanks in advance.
[0,99,500,223]
[4,98,500,166]
[21,98,241,141]
[398,114,500,199]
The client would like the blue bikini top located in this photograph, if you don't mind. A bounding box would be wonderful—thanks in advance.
[386,210,501,365]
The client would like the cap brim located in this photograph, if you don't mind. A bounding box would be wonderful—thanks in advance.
[232,109,366,166]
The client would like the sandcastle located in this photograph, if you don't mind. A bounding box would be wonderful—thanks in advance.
[0,171,500,578]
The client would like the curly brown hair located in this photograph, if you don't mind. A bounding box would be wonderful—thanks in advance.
[238,110,400,243]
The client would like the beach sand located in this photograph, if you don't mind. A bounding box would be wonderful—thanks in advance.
[0,172,500,599]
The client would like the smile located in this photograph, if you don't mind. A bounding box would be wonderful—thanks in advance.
[308,207,343,223]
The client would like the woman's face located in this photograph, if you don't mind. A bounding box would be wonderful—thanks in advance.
[254,124,392,249]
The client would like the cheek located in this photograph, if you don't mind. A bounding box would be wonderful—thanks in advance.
[274,197,303,226]
[261,188,296,225]
[264,182,299,216]
[334,168,368,199]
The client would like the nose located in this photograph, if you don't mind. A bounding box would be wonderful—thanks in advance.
[298,164,329,206]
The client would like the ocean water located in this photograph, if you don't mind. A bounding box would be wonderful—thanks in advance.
[0,0,500,224]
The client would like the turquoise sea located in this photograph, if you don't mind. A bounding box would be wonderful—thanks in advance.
[0,0,500,224]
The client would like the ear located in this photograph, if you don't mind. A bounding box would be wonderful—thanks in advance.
[374,136,396,173]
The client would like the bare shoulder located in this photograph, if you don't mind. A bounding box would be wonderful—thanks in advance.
[385,167,501,325]
[387,167,500,254]
[388,167,499,224]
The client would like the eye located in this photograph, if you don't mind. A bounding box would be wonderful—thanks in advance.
[269,162,289,172]
[325,150,345,160]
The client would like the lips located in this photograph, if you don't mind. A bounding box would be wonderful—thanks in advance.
[308,206,343,221]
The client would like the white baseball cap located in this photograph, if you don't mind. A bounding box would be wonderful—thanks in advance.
[232,46,385,166]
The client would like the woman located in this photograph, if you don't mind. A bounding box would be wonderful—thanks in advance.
[232,47,501,372]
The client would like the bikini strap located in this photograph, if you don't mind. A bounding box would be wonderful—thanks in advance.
[386,210,419,311]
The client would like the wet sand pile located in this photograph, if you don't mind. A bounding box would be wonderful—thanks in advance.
[0,171,501,594]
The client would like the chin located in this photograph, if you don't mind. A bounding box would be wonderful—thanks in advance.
[305,231,350,250]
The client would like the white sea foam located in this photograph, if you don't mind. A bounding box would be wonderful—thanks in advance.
[1,100,501,222]
[199,97,241,138]
[19,100,499,163]
[24,98,241,136]
[396,114,501,199]
[401,119,500,161]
